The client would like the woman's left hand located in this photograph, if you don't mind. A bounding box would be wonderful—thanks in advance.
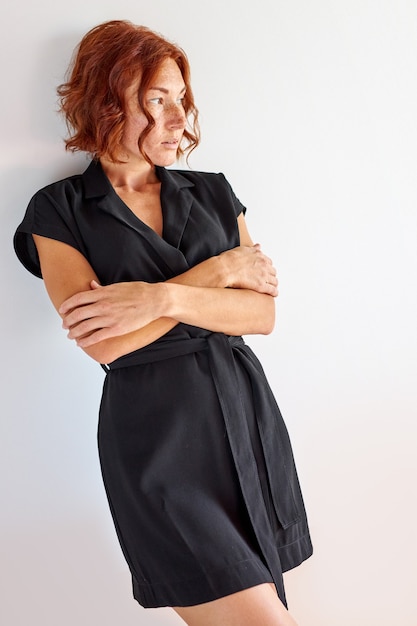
[59,280,167,348]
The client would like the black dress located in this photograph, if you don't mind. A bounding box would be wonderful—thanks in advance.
[14,160,313,608]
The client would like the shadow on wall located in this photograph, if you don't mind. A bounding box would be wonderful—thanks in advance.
[27,31,86,144]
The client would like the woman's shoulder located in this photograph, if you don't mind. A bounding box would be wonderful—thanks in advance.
[30,172,84,203]
[160,167,236,200]
[161,167,246,217]
[164,167,226,185]
[30,159,111,203]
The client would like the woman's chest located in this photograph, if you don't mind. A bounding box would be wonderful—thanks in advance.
[75,191,240,285]
[115,184,163,238]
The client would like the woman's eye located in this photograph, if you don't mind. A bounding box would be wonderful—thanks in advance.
[147,96,185,107]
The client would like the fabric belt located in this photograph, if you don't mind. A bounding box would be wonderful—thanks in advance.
[101,333,288,604]
[101,336,211,371]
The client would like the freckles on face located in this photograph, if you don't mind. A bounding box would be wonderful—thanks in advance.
[121,58,187,165]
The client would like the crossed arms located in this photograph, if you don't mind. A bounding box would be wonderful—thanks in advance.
[34,213,278,364]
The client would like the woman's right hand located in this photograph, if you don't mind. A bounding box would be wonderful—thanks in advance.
[59,280,168,348]
[219,244,279,297]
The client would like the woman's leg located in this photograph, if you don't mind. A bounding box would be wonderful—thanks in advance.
[173,583,298,626]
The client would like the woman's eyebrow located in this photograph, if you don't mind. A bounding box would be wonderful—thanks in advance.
[148,85,186,94]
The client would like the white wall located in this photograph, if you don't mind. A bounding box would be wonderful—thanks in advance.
[2,1,416,625]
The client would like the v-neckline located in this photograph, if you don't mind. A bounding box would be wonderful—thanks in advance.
[83,160,195,252]
[111,183,164,240]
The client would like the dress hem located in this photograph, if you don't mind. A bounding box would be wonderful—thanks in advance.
[132,556,274,609]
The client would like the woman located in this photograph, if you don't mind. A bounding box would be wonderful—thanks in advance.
[14,20,312,626]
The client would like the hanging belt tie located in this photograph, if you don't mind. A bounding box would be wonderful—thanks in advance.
[205,333,287,604]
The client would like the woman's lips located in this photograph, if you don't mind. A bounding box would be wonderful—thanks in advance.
[162,140,179,149]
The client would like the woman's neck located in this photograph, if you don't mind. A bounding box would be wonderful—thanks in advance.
[100,155,159,191]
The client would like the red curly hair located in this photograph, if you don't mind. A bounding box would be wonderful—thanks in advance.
[57,20,200,162]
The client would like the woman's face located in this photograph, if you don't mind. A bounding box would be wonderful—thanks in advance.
[122,57,187,166]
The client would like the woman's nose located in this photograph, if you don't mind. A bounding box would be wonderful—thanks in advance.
[166,103,186,128]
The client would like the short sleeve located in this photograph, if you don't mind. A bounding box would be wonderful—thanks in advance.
[13,189,83,279]
[217,173,247,218]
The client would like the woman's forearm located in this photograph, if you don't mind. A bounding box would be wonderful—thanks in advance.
[80,254,241,364]
[62,245,278,364]
[35,220,278,365]
[165,283,275,336]
[83,317,178,364]
[81,284,275,365]
[167,254,227,287]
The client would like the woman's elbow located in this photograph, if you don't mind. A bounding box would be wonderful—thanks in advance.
[259,314,275,335]
[82,343,118,365]
[253,297,276,335]
[261,317,275,335]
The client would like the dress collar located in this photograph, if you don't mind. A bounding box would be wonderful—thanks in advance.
[81,159,195,274]
[81,159,195,199]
